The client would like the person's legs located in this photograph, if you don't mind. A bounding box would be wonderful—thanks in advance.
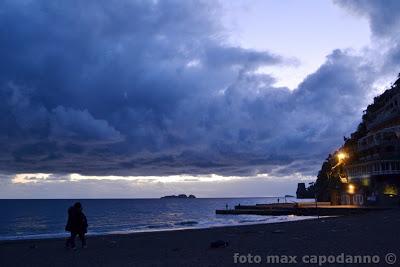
[78,232,86,248]
[65,235,70,248]
[69,232,77,248]
[65,232,74,248]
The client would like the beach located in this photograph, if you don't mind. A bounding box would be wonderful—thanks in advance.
[1,209,399,267]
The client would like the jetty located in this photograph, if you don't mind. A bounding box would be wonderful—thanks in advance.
[216,202,389,216]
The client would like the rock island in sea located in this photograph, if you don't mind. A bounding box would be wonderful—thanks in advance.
[160,194,196,199]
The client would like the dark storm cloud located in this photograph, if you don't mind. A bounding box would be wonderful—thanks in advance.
[335,0,400,72]
[334,0,400,37]
[0,0,376,177]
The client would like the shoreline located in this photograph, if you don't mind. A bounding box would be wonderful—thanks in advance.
[1,209,399,266]
[0,215,319,242]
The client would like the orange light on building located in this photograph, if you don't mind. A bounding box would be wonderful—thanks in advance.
[348,184,355,194]
[383,184,398,196]
[337,152,348,161]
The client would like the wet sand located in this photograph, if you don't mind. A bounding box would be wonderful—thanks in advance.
[1,209,399,266]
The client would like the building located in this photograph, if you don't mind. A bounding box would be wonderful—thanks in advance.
[343,80,400,206]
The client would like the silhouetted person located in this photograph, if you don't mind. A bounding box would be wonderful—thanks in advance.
[65,202,88,249]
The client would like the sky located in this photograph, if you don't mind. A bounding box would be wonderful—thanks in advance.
[1,0,400,198]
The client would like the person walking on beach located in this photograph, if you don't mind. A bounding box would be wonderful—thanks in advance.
[65,202,88,249]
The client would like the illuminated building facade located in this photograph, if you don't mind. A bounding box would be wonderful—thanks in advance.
[344,81,400,206]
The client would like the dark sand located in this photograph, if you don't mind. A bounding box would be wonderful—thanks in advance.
[1,210,399,267]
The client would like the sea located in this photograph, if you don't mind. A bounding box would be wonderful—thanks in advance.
[0,198,315,241]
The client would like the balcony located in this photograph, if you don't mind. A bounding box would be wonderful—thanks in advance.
[345,160,400,180]
[367,110,400,131]
[358,125,400,152]
[365,94,400,131]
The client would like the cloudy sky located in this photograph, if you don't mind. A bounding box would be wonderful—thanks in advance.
[1,0,399,198]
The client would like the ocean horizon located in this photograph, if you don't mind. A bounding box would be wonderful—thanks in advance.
[0,198,315,241]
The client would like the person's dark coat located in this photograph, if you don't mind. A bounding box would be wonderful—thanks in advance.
[65,206,88,233]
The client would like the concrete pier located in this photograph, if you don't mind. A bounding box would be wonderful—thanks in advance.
[216,202,389,216]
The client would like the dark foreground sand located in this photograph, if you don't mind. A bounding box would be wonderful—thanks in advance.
[1,210,400,267]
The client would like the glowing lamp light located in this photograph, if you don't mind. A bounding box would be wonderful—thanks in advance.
[348,184,355,194]
[337,152,348,161]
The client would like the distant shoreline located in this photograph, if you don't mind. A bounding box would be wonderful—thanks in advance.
[0,196,295,200]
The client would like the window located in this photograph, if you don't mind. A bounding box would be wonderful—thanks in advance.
[353,194,364,205]
[374,163,379,172]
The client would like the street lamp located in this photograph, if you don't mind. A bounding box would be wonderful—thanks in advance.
[348,184,355,194]
[337,152,348,162]
[334,151,349,183]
